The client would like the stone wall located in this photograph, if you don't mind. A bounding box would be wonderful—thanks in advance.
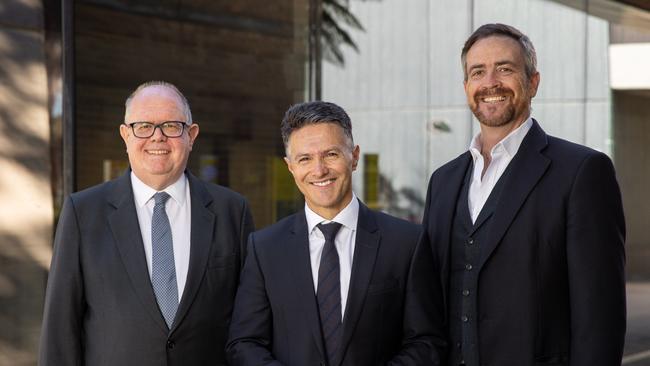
[0,0,53,364]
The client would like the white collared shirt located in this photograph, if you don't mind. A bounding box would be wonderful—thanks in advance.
[468,118,533,223]
[131,172,192,300]
[305,193,359,318]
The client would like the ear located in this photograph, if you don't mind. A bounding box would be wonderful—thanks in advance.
[528,71,540,98]
[351,145,360,171]
[284,156,296,177]
[187,123,200,149]
[119,124,130,149]
[284,155,292,171]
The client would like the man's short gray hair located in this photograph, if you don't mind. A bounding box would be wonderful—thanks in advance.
[124,81,193,124]
[461,23,537,82]
[280,101,354,154]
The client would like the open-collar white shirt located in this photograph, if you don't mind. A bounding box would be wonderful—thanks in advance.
[305,193,359,318]
[468,117,533,223]
[131,172,192,301]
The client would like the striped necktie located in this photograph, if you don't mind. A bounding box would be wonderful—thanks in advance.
[316,222,343,365]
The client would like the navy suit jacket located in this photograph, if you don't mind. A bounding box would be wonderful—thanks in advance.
[227,201,444,366]
[39,171,254,366]
[418,120,626,366]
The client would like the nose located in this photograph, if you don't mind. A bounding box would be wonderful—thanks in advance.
[313,157,329,176]
[482,69,501,90]
[150,125,167,141]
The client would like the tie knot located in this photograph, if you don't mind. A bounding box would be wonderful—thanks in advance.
[153,192,171,206]
[317,222,343,242]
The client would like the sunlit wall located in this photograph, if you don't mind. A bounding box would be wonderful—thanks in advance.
[0,0,53,364]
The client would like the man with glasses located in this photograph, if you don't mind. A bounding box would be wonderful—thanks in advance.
[39,81,254,366]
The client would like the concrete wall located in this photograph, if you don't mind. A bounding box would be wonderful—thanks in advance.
[614,90,650,280]
[322,0,612,220]
[0,0,52,364]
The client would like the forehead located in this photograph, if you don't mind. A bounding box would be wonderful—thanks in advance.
[466,35,524,66]
[127,86,186,122]
[287,123,349,154]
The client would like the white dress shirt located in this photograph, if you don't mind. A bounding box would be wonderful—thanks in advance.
[305,193,359,318]
[468,118,533,223]
[131,172,192,300]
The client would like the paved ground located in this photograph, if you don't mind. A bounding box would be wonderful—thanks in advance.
[624,282,650,365]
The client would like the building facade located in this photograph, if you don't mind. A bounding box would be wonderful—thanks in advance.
[0,0,648,364]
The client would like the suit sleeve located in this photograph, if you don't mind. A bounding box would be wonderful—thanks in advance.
[566,152,626,366]
[226,234,285,366]
[38,197,85,366]
[387,231,446,365]
[387,180,447,366]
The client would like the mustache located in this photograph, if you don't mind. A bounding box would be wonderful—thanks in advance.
[475,87,513,101]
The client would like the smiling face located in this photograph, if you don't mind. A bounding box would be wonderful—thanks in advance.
[284,123,359,220]
[464,35,540,129]
[119,85,199,190]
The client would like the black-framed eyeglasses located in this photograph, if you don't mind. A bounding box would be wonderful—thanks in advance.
[125,121,189,138]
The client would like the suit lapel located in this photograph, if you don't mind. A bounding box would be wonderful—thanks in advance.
[477,120,550,268]
[337,202,380,366]
[107,171,169,334]
[171,173,215,332]
[288,211,327,359]
[430,153,472,306]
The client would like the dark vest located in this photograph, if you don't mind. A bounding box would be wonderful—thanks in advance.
[447,161,510,366]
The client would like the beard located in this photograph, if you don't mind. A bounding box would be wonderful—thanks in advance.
[470,87,517,127]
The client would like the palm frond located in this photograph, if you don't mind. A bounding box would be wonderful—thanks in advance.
[320,0,365,66]
[323,0,365,31]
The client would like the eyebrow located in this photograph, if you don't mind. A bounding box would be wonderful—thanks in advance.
[468,60,516,73]
[292,147,344,159]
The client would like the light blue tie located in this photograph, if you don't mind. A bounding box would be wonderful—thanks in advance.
[151,192,178,329]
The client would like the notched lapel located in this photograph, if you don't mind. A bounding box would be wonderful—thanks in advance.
[478,121,550,268]
[431,153,472,308]
[107,172,168,334]
[171,174,215,332]
[337,202,380,366]
[288,212,327,359]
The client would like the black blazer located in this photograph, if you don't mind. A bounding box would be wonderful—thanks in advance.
[226,201,444,366]
[39,171,254,366]
[419,120,626,366]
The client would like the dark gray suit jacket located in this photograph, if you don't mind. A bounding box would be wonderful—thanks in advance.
[39,171,254,366]
[226,201,445,366]
[419,120,626,366]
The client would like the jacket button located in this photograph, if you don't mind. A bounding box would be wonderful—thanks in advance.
[461,315,469,322]
[465,263,473,271]
[462,289,470,296]
[468,238,474,245]
[167,340,175,349]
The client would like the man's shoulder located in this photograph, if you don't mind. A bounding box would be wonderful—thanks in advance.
[367,209,421,249]
[195,179,248,205]
[252,212,300,242]
[431,151,471,176]
[68,178,120,206]
[542,134,613,173]
[371,209,419,233]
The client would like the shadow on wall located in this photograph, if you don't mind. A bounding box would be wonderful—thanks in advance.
[0,234,48,366]
[0,3,54,365]
[378,173,425,224]
[0,29,51,179]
